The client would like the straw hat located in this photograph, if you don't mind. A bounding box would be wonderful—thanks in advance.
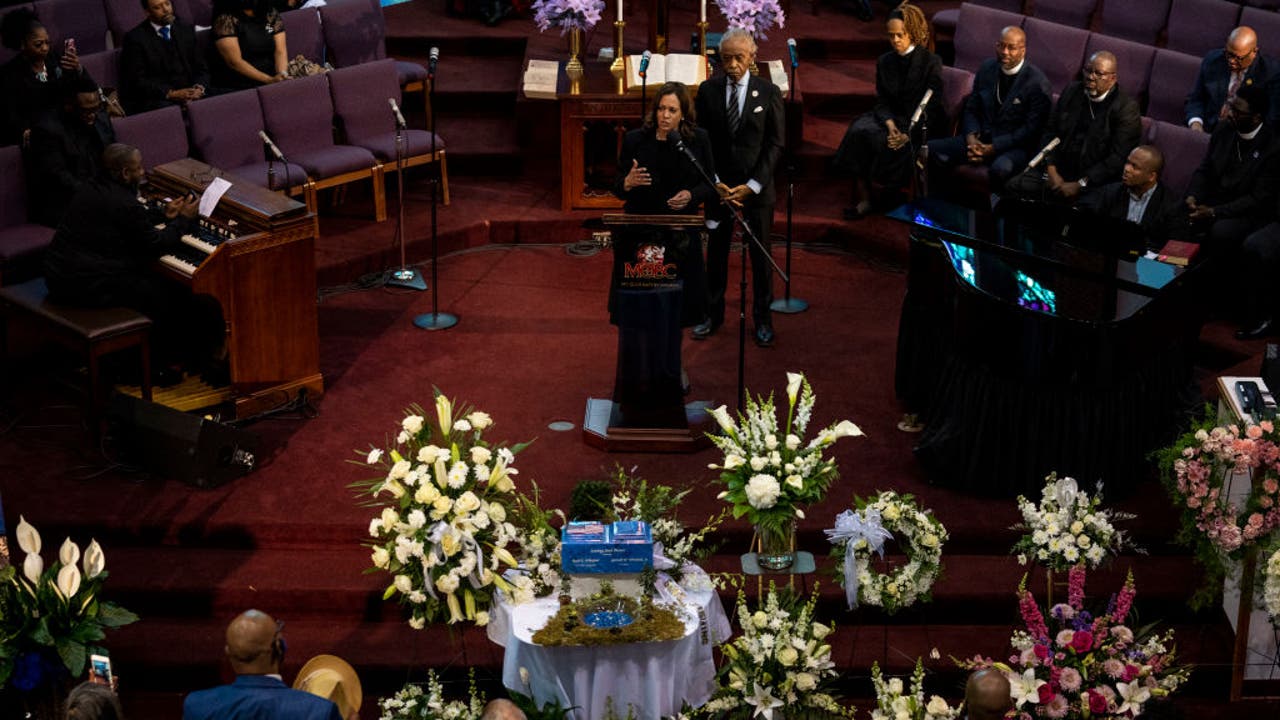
[294,655,362,719]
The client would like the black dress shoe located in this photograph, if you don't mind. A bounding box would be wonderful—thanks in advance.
[1236,319,1275,341]
[754,324,775,347]
[691,319,719,340]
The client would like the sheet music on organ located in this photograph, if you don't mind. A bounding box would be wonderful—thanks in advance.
[623,53,706,90]
[200,176,232,217]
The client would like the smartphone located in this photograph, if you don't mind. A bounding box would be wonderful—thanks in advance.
[89,653,113,689]
[63,38,76,55]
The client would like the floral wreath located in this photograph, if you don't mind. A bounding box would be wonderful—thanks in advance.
[1010,473,1134,572]
[827,491,947,615]
[1266,546,1280,621]
[1157,416,1280,606]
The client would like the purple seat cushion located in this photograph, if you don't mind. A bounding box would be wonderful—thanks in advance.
[1147,120,1211,197]
[259,74,338,154]
[112,106,191,169]
[39,0,111,54]
[188,88,267,170]
[1084,33,1155,104]
[79,49,121,92]
[396,60,427,85]
[1025,17,1090,94]
[354,130,446,162]
[941,65,975,129]
[328,59,400,139]
[1032,0,1097,27]
[955,3,1027,74]
[281,8,324,64]
[319,0,386,67]
[289,145,378,178]
[228,162,309,190]
[1241,7,1280,47]
[1147,49,1201,126]
[937,0,1024,34]
[1165,0,1241,57]
[0,225,55,262]
[1098,0,1171,46]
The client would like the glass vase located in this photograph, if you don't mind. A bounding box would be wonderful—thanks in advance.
[756,518,795,571]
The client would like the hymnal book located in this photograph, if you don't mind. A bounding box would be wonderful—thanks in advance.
[1156,240,1200,266]
[766,60,789,94]
[624,53,707,90]
[522,59,559,100]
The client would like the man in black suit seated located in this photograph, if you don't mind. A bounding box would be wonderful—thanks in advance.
[44,143,224,384]
[1184,83,1279,250]
[926,26,1051,191]
[1078,145,1186,250]
[1186,26,1280,134]
[693,27,785,348]
[1004,51,1141,205]
[24,75,116,227]
[120,0,209,114]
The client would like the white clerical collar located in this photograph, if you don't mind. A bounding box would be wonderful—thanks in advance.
[897,44,916,57]
[1088,86,1113,103]
[1001,59,1024,76]
[1240,122,1264,140]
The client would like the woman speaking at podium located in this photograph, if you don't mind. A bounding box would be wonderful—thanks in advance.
[607,81,715,417]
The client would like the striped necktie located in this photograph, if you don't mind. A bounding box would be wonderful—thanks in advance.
[726,80,742,134]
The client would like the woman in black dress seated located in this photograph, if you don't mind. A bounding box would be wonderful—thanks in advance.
[0,8,89,146]
[611,81,716,330]
[211,0,288,90]
[832,2,944,218]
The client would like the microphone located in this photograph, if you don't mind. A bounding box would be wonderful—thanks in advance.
[787,38,799,69]
[909,88,933,128]
[388,98,407,129]
[1026,137,1061,170]
[638,50,652,77]
[428,47,439,79]
[258,130,285,162]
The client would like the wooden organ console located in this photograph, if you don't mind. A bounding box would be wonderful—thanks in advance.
[146,158,323,418]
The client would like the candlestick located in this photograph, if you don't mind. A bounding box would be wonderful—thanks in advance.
[700,0,706,23]
[611,20,626,78]
[617,0,623,20]
[697,20,709,58]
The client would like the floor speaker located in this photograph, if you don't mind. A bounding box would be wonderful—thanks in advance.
[107,393,258,488]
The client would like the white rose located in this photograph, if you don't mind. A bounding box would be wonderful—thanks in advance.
[777,646,799,666]
[488,502,507,523]
[455,491,482,514]
[417,445,443,464]
[765,434,778,450]
[371,546,391,568]
[402,415,424,435]
[435,573,460,594]
[1077,535,1091,548]
[794,672,817,691]
[752,611,769,628]
[381,508,400,528]
[786,434,801,450]
[469,446,492,465]
[888,678,904,695]
[415,483,441,505]
[1070,521,1085,534]
[394,574,413,594]
[467,411,492,429]
[926,696,950,716]
[882,504,900,521]
[431,496,454,518]
[388,460,411,481]
[750,456,768,472]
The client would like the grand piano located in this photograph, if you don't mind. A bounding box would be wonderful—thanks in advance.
[145,158,323,418]
[889,197,1207,496]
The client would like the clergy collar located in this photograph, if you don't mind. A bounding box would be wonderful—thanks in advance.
[1087,86,1113,103]
[896,44,916,57]
[1001,59,1024,76]
[1240,122,1264,141]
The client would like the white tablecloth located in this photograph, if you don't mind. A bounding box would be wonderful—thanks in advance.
[486,571,732,720]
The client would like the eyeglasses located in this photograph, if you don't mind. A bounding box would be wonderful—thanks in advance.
[1225,48,1257,63]
[1082,67,1115,78]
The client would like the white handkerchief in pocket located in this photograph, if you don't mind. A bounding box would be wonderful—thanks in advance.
[753,105,763,113]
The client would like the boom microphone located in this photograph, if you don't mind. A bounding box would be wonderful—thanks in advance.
[638,50,652,77]
[389,98,407,129]
[258,130,285,162]
[1026,137,1061,170]
[428,46,439,79]
[909,88,933,128]
[787,38,799,69]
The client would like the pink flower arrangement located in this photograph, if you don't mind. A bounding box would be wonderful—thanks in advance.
[1168,422,1280,556]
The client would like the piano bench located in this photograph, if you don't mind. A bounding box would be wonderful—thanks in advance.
[0,278,153,431]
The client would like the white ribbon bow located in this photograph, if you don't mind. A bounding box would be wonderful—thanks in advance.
[825,508,893,609]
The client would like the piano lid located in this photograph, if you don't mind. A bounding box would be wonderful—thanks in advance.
[887,197,1186,325]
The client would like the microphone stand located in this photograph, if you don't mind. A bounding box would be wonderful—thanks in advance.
[640,69,648,121]
[386,112,427,290]
[678,139,787,411]
[771,58,808,315]
[414,68,458,331]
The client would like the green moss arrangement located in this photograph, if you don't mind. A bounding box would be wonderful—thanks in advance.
[531,589,685,646]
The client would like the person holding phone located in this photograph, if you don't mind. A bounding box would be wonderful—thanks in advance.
[0,8,92,146]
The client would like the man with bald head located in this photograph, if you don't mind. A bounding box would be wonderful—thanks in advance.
[1006,51,1141,203]
[927,26,1051,190]
[964,669,1013,720]
[1187,26,1280,133]
[183,610,342,720]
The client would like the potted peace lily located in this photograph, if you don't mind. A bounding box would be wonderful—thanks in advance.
[707,372,862,570]
[0,517,138,718]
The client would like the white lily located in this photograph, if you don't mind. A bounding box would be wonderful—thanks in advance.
[786,372,803,405]
[831,420,864,438]
[1115,681,1151,715]
[59,538,81,567]
[23,553,43,584]
[745,683,784,719]
[83,539,106,578]
[56,563,82,599]
[709,405,736,434]
[435,394,453,435]
[1008,668,1046,707]
[16,515,40,554]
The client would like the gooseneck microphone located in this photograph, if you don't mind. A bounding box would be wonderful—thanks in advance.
[388,98,407,129]
[1026,137,1061,170]
[908,88,933,130]
[258,130,285,162]
[428,47,439,79]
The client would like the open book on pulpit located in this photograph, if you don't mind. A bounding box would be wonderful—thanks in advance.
[623,53,707,90]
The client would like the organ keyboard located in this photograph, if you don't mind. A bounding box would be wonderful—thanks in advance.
[146,158,323,419]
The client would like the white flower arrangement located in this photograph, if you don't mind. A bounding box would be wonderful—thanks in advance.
[354,393,529,628]
[377,670,486,720]
[828,491,948,614]
[870,658,963,720]
[1265,546,1280,622]
[708,372,863,539]
[608,467,726,584]
[699,584,851,719]
[1011,474,1135,572]
[507,485,564,605]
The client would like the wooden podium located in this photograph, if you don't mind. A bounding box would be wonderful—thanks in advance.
[583,213,715,452]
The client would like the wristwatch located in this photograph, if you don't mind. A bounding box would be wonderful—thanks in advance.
[1077,176,1089,189]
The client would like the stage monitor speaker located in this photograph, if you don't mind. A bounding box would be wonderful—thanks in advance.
[107,393,258,488]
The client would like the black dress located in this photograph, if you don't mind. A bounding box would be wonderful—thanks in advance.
[833,47,945,190]
[211,9,283,90]
[609,126,716,327]
[0,50,91,146]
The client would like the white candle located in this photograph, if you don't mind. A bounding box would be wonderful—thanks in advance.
[617,0,623,20]
[700,0,706,22]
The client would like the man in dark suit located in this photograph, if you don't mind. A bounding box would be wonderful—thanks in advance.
[1185,82,1280,249]
[184,610,342,720]
[1186,26,1280,134]
[120,0,209,114]
[693,27,785,347]
[1078,145,1187,249]
[1005,51,1142,204]
[927,26,1052,190]
[24,76,116,227]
